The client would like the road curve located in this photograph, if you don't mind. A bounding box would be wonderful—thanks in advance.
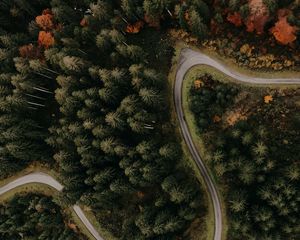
[174,48,300,240]
[0,48,299,240]
[0,172,103,240]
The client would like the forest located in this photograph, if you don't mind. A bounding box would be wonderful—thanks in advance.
[0,0,205,239]
[189,73,300,239]
[0,193,87,240]
[0,0,299,239]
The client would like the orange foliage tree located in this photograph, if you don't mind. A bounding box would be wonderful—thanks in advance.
[270,10,298,45]
[245,0,270,34]
[227,12,243,27]
[126,21,144,33]
[35,9,59,49]
[80,18,89,27]
[38,31,55,48]
[35,9,54,30]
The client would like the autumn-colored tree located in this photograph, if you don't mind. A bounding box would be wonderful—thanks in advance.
[38,31,55,48]
[126,21,144,33]
[227,12,243,27]
[245,0,270,34]
[270,10,298,45]
[19,44,42,59]
[35,9,54,30]
[264,95,273,104]
[80,17,89,27]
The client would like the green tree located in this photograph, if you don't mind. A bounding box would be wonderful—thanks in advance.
[119,95,139,115]
[105,111,126,130]
[285,164,299,181]
[60,56,88,73]
[252,141,268,157]
[89,1,111,21]
[189,10,208,39]
[100,137,119,155]
[228,0,240,11]
[229,191,247,213]
[139,88,162,107]
[263,0,278,13]
[242,132,253,145]
[239,162,255,184]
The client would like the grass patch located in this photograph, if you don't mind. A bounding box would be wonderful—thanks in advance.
[0,183,56,201]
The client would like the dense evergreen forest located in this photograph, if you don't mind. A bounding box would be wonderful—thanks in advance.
[0,0,205,239]
[0,193,87,240]
[0,0,299,239]
[189,74,300,239]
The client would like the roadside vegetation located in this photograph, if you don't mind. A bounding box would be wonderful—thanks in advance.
[187,69,300,240]
[0,193,87,240]
[0,0,299,239]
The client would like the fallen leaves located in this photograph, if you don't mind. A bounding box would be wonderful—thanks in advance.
[226,112,247,126]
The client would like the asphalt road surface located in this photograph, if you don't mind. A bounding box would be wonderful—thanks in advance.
[174,48,300,240]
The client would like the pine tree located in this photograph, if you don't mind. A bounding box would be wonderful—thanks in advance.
[189,10,208,39]
[252,141,268,157]
[89,1,111,22]
[100,137,119,155]
[60,56,88,73]
[105,111,126,130]
[263,0,278,13]
[229,191,247,213]
[119,95,139,115]
[139,88,162,107]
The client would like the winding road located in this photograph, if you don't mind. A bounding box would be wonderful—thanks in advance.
[0,48,299,240]
[0,172,104,240]
[174,48,300,240]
